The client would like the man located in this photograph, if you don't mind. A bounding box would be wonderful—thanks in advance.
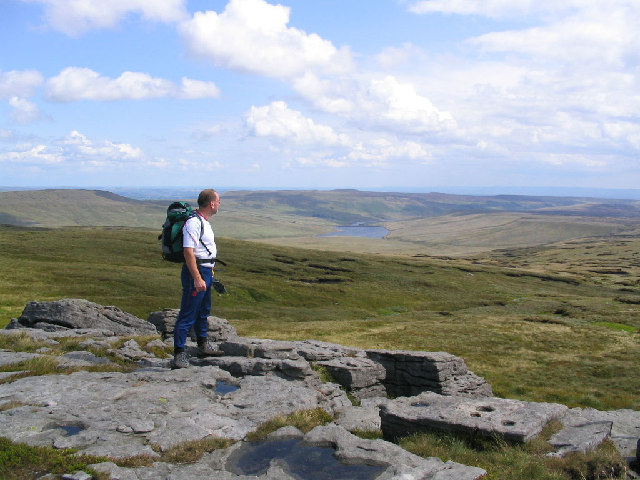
[173,189,221,369]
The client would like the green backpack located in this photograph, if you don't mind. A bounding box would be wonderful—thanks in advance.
[159,201,202,263]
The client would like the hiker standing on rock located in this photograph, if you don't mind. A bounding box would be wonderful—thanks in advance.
[173,189,221,368]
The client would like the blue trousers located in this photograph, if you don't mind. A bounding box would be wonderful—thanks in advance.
[174,264,212,351]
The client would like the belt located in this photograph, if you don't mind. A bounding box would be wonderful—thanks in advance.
[196,258,227,266]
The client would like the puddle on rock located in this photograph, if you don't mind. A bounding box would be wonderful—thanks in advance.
[216,381,239,394]
[228,437,385,480]
[59,425,84,436]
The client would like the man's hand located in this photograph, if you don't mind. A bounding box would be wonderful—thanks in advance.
[183,247,206,292]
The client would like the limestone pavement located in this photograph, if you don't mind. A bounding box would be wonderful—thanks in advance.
[0,299,638,479]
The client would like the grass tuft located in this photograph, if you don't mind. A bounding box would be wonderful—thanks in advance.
[246,408,333,441]
[0,437,109,480]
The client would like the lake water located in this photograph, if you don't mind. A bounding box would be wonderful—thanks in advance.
[319,223,388,239]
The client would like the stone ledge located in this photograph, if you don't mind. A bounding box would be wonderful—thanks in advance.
[380,392,568,443]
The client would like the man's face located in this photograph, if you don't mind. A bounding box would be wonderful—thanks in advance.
[211,194,220,214]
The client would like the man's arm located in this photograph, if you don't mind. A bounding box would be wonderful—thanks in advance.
[183,247,206,292]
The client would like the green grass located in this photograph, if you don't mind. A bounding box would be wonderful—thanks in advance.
[0,434,234,478]
[1,225,639,409]
[0,437,109,480]
[399,422,627,480]
[245,408,333,441]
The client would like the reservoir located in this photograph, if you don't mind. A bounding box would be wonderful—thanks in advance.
[319,223,388,239]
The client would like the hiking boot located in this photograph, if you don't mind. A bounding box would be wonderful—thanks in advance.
[172,351,190,369]
[197,339,220,357]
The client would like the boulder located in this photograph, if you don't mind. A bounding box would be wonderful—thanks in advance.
[109,339,155,362]
[366,349,492,398]
[316,356,387,399]
[10,299,156,336]
[146,309,237,341]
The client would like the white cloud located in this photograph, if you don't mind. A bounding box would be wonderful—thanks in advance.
[407,0,583,19]
[45,67,219,101]
[0,144,63,164]
[193,124,224,141]
[0,70,44,99]
[292,73,355,114]
[294,73,457,135]
[0,131,146,168]
[179,0,352,78]
[245,101,350,146]
[469,6,640,69]
[398,0,640,171]
[9,97,42,124]
[23,0,188,35]
[178,77,221,99]
[63,130,143,160]
[359,76,457,134]
[346,139,431,165]
[244,101,433,168]
[376,43,426,70]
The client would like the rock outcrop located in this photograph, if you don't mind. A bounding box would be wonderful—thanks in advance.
[379,391,568,442]
[1,298,638,479]
[8,299,156,336]
[367,349,493,398]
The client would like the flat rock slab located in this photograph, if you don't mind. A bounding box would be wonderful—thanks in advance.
[193,355,316,381]
[55,351,117,368]
[0,366,342,459]
[548,419,612,456]
[380,392,568,443]
[557,408,640,462]
[218,337,365,362]
[91,424,487,480]
[0,349,42,366]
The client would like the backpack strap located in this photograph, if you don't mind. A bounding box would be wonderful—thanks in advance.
[185,212,213,257]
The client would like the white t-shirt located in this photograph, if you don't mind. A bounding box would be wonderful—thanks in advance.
[182,212,217,267]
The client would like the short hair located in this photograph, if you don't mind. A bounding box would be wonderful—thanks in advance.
[197,189,218,207]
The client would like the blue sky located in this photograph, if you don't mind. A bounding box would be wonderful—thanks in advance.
[1,0,640,193]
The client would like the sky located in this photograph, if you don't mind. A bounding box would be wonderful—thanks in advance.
[1,0,640,193]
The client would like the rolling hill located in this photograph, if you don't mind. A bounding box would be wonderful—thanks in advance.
[2,188,640,255]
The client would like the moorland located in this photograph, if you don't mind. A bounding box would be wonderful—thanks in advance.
[1,187,639,409]
[1,188,639,479]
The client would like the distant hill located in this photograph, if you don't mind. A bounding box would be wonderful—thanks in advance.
[3,188,640,256]
[0,189,167,228]
[222,189,640,223]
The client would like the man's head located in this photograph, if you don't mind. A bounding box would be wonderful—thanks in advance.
[197,189,220,216]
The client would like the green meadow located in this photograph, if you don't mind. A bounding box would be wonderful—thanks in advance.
[1,225,638,411]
